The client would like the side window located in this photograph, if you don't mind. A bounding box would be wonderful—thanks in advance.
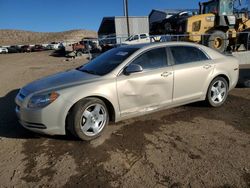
[140,34,147,39]
[131,48,168,70]
[133,35,139,40]
[170,46,209,65]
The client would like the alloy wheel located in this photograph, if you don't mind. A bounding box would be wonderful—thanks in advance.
[80,103,107,136]
[210,80,227,104]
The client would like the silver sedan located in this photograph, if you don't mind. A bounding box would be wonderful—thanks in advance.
[15,42,239,140]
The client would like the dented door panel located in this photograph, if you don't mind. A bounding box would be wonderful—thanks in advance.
[116,67,174,117]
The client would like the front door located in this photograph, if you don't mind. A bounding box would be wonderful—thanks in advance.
[116,47,174,117]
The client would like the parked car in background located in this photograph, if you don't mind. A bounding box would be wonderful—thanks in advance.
[15,42,239,141]
[31,45,45,52]
[20,45,32,53]
[46,42,63,50]
[99,34,117,52]
[65,40,100,57]
[7,45,21,53]
[0,46,8,54]
[122,33,150,45]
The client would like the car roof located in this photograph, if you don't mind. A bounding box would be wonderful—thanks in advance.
[121,41,204,49]
[120,41,225,60]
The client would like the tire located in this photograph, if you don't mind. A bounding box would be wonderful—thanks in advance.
[76,51,83,57]
[206,30,229,53]
[68,98,109,141]
[206,77,229,107]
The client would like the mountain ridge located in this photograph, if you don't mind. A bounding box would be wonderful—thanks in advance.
[0,29,97,45]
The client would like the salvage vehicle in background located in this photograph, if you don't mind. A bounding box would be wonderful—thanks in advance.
[65,40,100,57]
[150,0,250,53]
[150,11,197,35]
[46,42,63,50]
[0,46,8,54]
[20,45,32,53]
[99,34,118,52]
[82,38,101,53]
[15,42,239,141]
[185,0,250,53]
[122,33,150,45]
[31,45,46,52]
[65,41,86,57]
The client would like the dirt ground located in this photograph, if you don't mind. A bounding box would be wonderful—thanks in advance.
[0,51,249,188]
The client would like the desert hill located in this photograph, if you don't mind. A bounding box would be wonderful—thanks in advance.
[0,29,97,46]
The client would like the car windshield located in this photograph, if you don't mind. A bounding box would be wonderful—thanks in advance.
[78,47,138,76]
[126,36,134,41]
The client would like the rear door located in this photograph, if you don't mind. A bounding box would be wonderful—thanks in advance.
[116,47,174,117]
[169,46,214,103]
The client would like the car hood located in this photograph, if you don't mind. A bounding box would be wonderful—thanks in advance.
[22,69,100,95]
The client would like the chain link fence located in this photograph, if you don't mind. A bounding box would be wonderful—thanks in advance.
[2,32,250,59]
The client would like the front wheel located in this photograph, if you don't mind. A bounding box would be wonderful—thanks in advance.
[206,77,229,107]
[68,98,109,141]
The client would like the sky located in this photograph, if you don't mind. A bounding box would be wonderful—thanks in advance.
[0,0,201,32]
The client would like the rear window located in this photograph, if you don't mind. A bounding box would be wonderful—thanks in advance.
[170,46,209,65]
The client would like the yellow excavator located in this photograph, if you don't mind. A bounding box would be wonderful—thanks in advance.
[185,0,250,52]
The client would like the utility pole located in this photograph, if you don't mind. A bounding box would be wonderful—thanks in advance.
[123,0,130,37]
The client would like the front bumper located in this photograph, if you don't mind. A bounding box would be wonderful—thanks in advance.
[15,105,66,135]
[15,93,70,136]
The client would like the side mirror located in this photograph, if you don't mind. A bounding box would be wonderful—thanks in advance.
[124,64,143,75]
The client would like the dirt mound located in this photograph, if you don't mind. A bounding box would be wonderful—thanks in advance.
[0,29,97,46]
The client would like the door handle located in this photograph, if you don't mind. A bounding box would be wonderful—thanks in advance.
[203,64,212,69]
[161,72,172,77]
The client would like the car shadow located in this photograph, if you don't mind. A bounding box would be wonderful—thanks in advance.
[0,89,35,139]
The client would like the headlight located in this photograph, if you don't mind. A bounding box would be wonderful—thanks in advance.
[28,91,59,109]
[206,16,215,22]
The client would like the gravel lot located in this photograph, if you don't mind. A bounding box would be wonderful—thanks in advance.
[0,51,249,188]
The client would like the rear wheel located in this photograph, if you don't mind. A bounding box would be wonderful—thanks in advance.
[206,77,229,107]
[207,30,229,53]
[68,98,109,141]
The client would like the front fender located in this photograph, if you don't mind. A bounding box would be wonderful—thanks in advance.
[58,80,120,128]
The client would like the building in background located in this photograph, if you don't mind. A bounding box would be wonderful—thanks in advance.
[98,16,149,44]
